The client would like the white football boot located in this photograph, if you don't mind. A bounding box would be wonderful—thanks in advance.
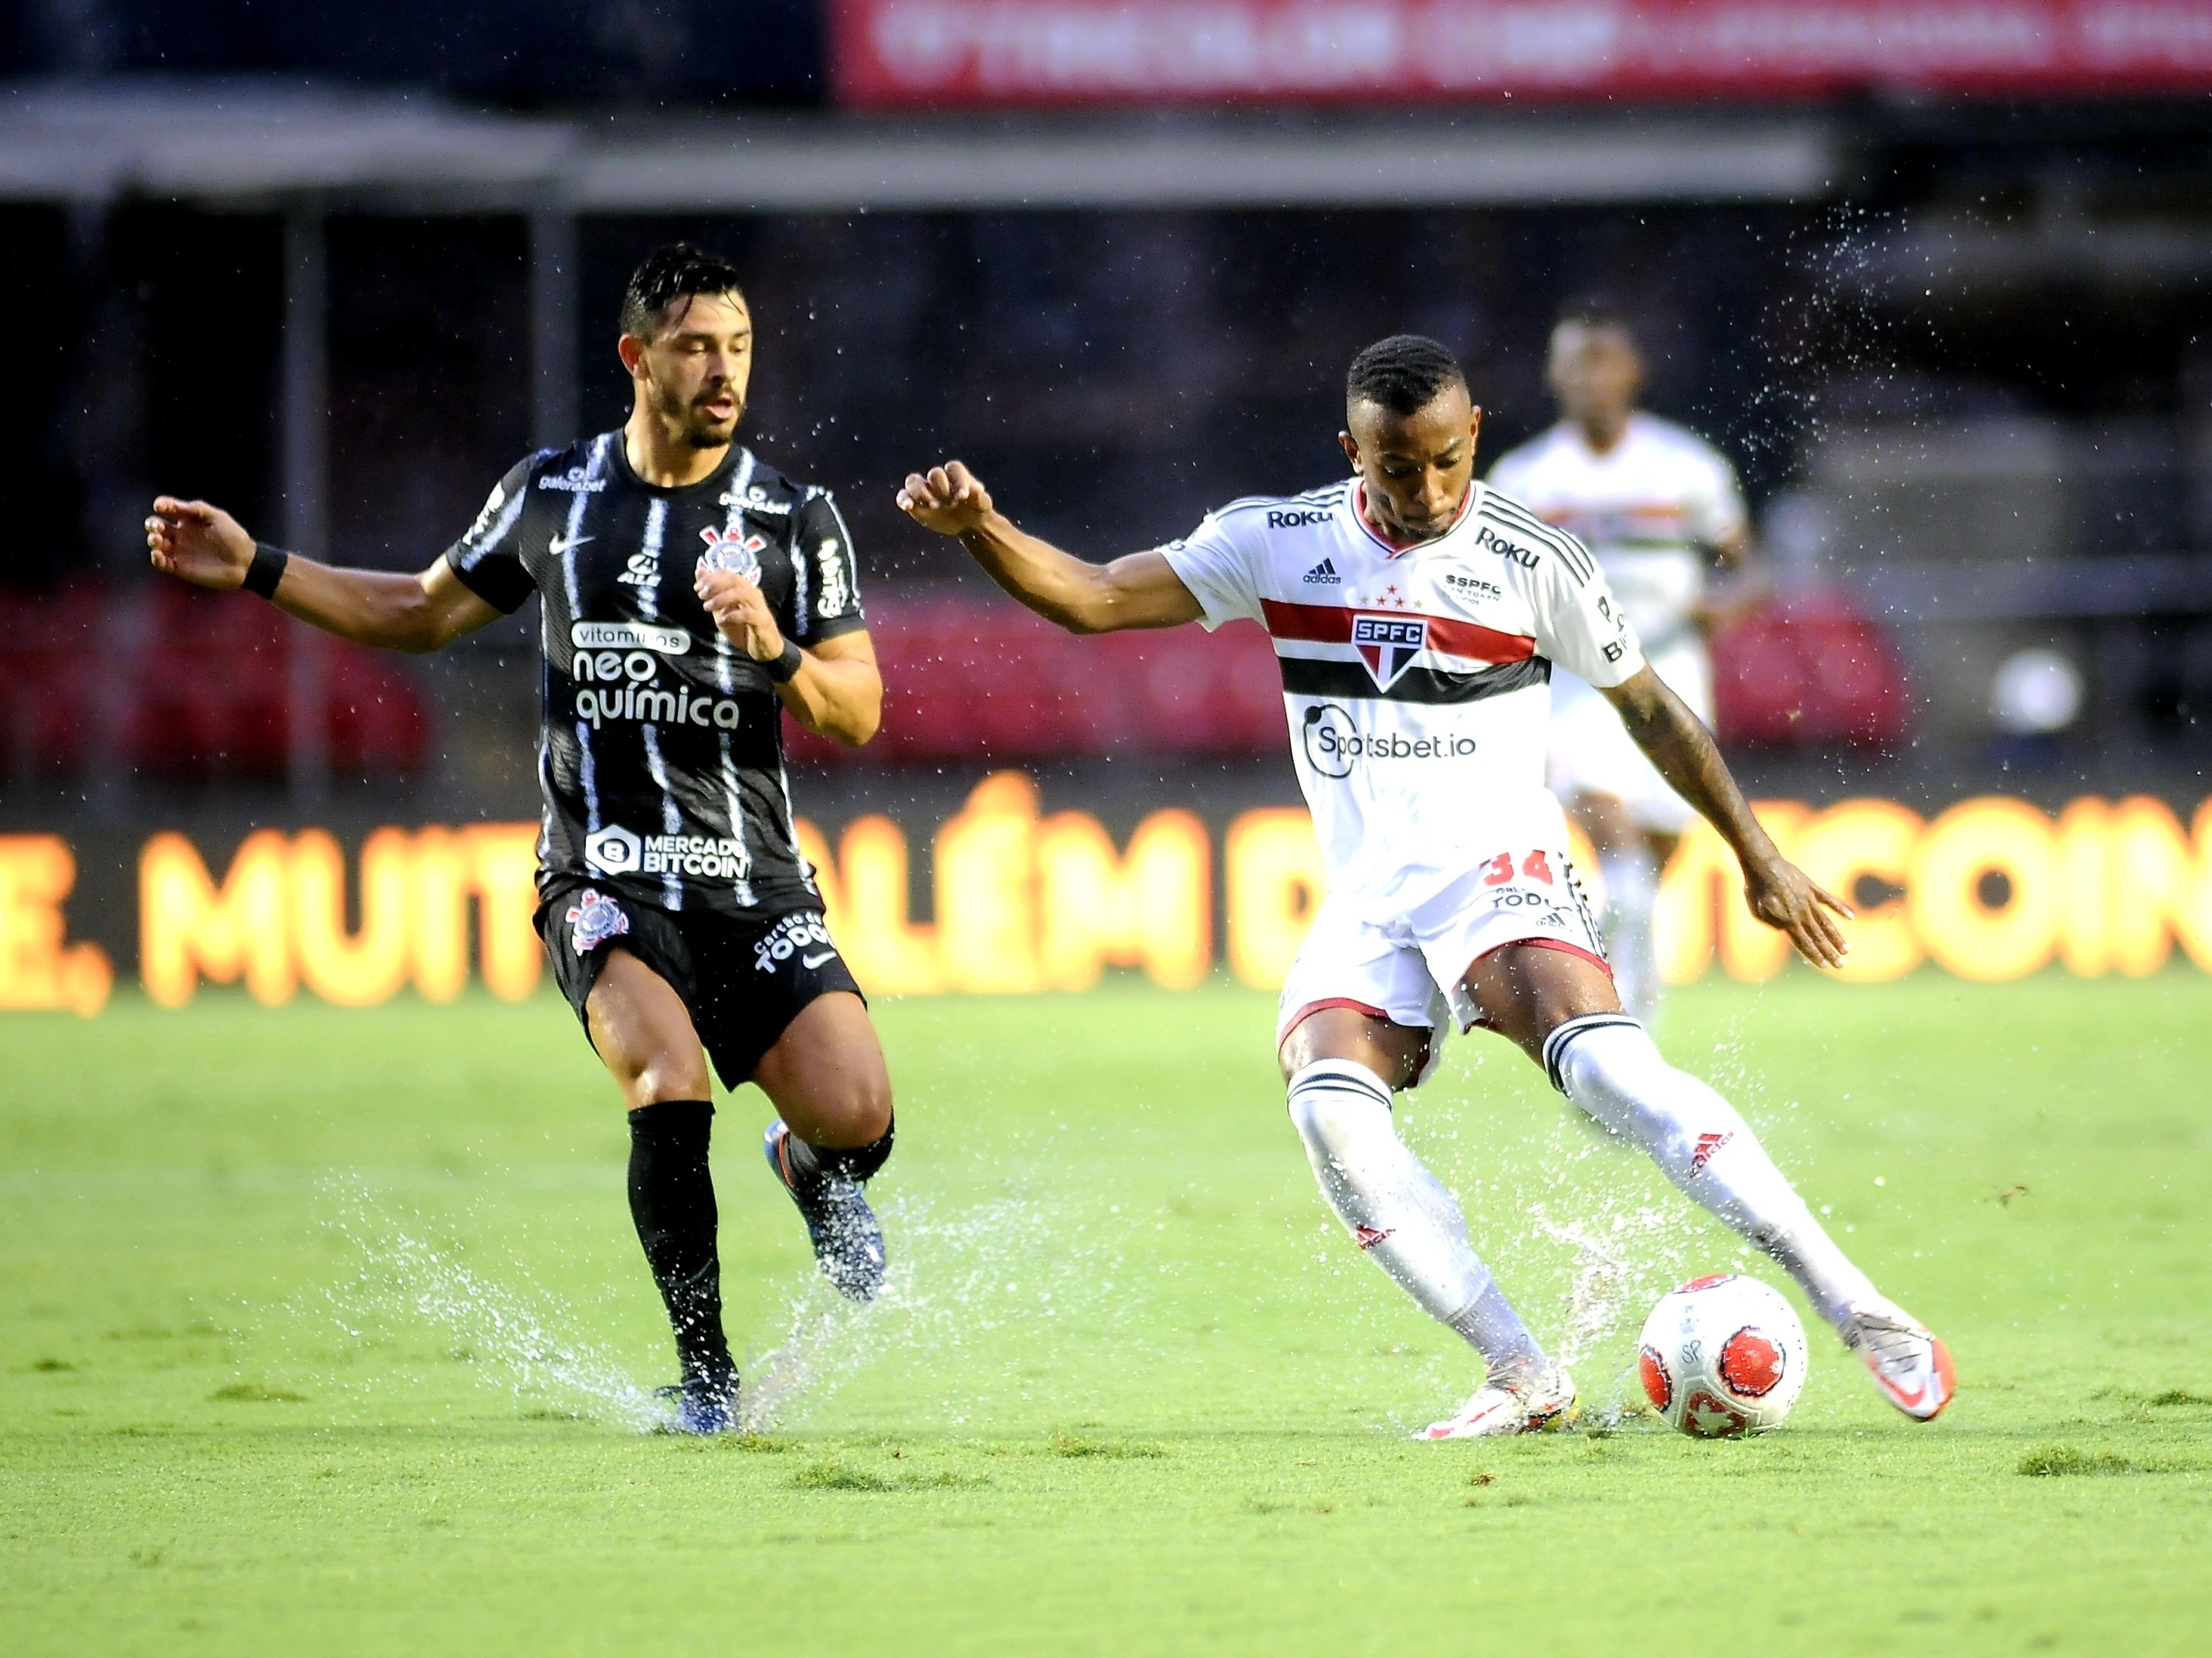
[1841,1298,1956,1421]
[1421,1363,1577,1440]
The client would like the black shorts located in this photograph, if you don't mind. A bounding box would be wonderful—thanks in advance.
[536,878,864,1089]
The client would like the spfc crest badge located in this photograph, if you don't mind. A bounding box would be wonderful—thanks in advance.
[1350,614,1428,690]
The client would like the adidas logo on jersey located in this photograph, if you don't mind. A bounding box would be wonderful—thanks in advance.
[1302,558,1340,584]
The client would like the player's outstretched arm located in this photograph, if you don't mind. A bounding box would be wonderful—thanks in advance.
[693,565,882,746]
[146,498,498,654]
[896,461,1201,635]
[1603,665,1854,969]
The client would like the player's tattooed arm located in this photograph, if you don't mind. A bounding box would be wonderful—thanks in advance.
[145,497,499,653]
[693,564,882,746]
[896,461,1203,634]
[1603,665,1854,969]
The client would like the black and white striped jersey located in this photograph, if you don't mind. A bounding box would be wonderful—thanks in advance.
[444,431,865,919]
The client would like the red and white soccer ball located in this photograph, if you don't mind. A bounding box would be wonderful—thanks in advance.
[1638,1274,1809,1438]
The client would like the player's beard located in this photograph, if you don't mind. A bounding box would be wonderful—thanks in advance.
[654,377,744,451]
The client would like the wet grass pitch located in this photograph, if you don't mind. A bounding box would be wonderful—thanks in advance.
[3,976,2208,1653]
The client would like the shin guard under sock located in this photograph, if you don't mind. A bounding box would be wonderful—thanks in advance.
[772,1115,895,1197]
[626,1100,733,1386]
[1543,1015,1877,1330]
[1287,1061,1544,1371]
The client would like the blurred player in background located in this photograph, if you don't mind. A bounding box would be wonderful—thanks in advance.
[898,335,1952,1437]
[147,245,896,1435]
[1488,305,1763,1021]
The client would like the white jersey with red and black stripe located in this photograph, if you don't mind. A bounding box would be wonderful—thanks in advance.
[1159,478,1644,910]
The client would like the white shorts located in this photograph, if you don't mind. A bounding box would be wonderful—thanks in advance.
[1276,844,1611,1088]
[1547,641,1712,835]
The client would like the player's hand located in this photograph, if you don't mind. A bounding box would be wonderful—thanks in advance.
[146,498,254,590]
[1742,854,1854,969]
[693,563,787,662]
[896,462,994,536]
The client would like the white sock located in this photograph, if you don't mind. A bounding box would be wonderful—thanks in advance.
[1286,1060,1545,1371]
[1542,1015,1877,1332]
[1597,848,1660,1023]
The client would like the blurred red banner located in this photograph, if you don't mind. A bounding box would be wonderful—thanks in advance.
[832,0,2212,106]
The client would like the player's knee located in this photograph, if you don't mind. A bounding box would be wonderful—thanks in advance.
[1547,1015,1745,1163]
[804,1074,893,1149]
[1285,1059,1394,1156]
[627,1052,714,1107]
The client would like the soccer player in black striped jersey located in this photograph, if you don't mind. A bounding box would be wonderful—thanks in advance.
[148,245,897,1434]
[899,333,1954,1436]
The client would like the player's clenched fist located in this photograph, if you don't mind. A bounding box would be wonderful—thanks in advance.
[896,462,994,536]
[693,562,786,661]
[146,497,255,590]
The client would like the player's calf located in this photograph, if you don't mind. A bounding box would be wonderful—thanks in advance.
[628,1099,739,1403]
[1285,1058,1546,1375]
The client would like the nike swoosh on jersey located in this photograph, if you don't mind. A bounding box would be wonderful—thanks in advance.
[801,949,836,969]
[549,533,596,557]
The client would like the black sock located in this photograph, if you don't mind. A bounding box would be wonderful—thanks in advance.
[626,1100,733,1386]
[776,1114,896,1197]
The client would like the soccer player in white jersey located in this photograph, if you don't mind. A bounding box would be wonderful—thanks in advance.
[897,335,1953,1436]
[1488,306,1761,1020]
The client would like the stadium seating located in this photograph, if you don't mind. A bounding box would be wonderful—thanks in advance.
[0,584,1909,778]
[1709,589,1913,749]
[0,584,428,779]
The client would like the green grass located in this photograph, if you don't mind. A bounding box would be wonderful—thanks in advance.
[2,975,2209,1654]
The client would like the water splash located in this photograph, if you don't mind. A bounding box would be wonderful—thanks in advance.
[324,1182,662,1432]
[739,1186,1136,1432]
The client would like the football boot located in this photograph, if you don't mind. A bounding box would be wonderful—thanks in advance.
[1421,1362,1577,1440]
[1841,1298,1956,1421]
[764,1121,887,1302]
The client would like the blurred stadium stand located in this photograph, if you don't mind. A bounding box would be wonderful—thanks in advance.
[3,9,2210,824]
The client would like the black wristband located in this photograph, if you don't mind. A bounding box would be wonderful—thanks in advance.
[764,640,805,683]
[242,543,290,600]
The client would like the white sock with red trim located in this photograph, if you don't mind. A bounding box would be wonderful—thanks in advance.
[1286,1059,1544,1372]
[1542,1014,1876,1332]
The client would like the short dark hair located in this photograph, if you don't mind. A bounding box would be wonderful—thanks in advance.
[621,243,747,340]
[1346,334,1467,418]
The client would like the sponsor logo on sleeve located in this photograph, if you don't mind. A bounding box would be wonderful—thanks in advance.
[1268,508,1333,530]
[815,538,851,618]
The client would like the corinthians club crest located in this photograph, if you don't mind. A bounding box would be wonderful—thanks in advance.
[699,523,766,583]
[1350,614,1428,690]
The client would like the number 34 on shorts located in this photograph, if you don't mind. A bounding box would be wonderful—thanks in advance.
[1478,849,1567,911]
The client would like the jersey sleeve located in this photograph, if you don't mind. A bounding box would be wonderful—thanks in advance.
[442,456,539,614]
[1155,508,1264,631]
[1533,533,1645,689]
[793,492,865,643]
[1686,443,1750,547]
